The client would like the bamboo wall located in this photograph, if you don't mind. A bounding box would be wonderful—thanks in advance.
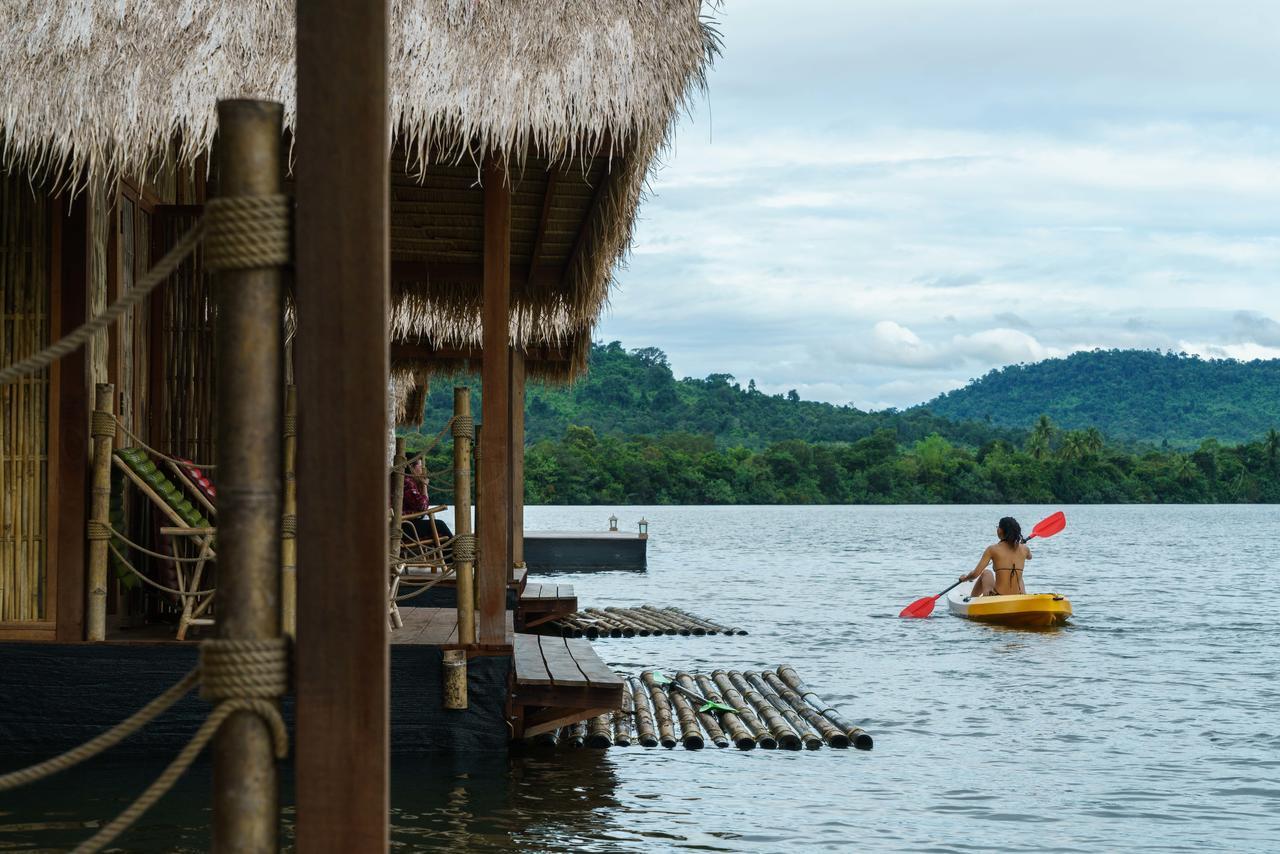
[0,171,50,621]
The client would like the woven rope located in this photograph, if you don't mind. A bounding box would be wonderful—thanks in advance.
[451,415,474,439]
[0,636,288,853]
[283,414,297,437]
[392,417,456,473]
[452,533,476,563]
[114,416,217,470]
[108,542,216,597]
[204,195,292,272]
[0,222,204,386]
[90,411,116,439]
[281,514,297,537]
[94,520,215,563]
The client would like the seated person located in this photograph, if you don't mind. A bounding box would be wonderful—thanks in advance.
[959,516,1030,597]
[400,454,453,554]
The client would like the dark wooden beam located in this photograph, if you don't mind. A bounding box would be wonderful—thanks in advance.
[560,156,622,290]
[526,171,558,283]
[53,192,88,642]
[390,341,572,364]
[477,158,512,646]
[510,349,525,573]
[295,1,389,850]
[390,259,560,288]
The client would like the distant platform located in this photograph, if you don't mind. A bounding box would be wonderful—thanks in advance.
[524,531,647,573]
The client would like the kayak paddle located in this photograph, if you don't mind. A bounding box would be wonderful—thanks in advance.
[652,672,736,714]
[898,510,1067,619]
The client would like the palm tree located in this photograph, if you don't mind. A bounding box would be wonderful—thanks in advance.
[1083,427,1104,456]
[1265,428,1280,471]
[1026,414,1055,460]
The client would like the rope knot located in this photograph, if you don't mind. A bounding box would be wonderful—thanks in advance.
[451,415,474,440]
[91,410,116,438]
[87,519,113,541]
[452,533,476,563]
[199,638,290,702]
[204,195,292,272]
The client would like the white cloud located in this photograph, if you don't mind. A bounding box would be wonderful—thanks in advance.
[597,1,1280,410]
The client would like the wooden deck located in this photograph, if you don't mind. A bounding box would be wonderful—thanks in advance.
[517,582,577,630]
[511,632,623,738]
[392,607,513,651]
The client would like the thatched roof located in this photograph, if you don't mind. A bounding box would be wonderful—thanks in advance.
[2,1,718,340]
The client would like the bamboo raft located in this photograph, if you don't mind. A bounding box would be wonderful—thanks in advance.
[543,605,748,639]
[524,665,872,752]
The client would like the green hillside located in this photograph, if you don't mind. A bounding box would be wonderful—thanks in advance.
[420,341,1019,449]
[921,350,1280,447]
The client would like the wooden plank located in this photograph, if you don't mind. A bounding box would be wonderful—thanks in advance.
[522,706,613,740]
[513,633,551,686]
[54,192,88,642]
[539,635,590,688]
[477,157,511,646]
[295,0,390,848]
[566,638,622,687]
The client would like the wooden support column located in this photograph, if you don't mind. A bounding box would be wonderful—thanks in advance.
[477,158,511,645]
[510,348,525,574]
[211,99,285,854]
[53,193,89,641]
[295,1,389,850]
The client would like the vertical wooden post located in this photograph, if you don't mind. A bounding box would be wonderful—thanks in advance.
[388,437,406,630]
[54,193,89,642]
[452,387,474,644]
[478,158,512,646]
[86,383,114,641]
[211,99,284,854]
[295,0,389,849]
[510,349,525,575]
[281,384,297,637]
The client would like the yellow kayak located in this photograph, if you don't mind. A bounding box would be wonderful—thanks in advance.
[947,587,1072,628]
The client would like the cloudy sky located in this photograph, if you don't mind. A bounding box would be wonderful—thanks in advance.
[597,0,1280,410]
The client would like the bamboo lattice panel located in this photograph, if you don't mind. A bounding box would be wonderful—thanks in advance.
[0,171,49,621]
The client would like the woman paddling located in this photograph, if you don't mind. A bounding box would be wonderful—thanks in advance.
[959,516,1030,597]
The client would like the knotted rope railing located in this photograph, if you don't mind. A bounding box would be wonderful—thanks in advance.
[0,639,289,854]
[0,222,205,386]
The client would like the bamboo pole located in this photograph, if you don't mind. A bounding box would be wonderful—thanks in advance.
[777,665,873,750]
[613,681,634,746]
[584,607,632,637]
[566,720,587,748]
[695,673,757,750]
[211,99,284,853]
[732,670,798,752]
[605,607,657,636]
[666,681,705,750]
[86,382,114,640]
[712,671,778,749]
[452,387,475,645]
[664,606,745,636]
[625,607,678,636]
[640,671,677,748]
[744,671,821,750]
[586,713,613,748]
[388,438,407,630]
[281,384,297,638]
[645,607,699,636]
[628,676,658,747]
[675,676,727,747]
[761,671,849,748]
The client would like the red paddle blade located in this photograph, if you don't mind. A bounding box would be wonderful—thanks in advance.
[899,595,938,618]
[1028,511,1066,540]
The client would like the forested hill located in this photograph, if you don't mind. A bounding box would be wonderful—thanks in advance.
[921,350,1280,447]
[420,341,1019,449]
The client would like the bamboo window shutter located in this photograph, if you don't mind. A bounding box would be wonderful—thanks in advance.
[0,170,51,622]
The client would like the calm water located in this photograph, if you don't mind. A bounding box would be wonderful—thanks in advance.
[4,505,1279,851]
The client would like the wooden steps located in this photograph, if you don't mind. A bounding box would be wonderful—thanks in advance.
[517,582,577,630]
[512,632,622,738]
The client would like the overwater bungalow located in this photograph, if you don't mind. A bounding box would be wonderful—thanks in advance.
[0,0,714,773]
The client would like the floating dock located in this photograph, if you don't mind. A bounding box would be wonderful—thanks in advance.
[523,531,647,573]
[541,605,747,638]
[523,665,872,752]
